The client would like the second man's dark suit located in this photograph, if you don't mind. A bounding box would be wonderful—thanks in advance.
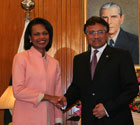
[65,45,138,125]
[114,28,139,64]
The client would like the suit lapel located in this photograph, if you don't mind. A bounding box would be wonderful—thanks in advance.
[84,50,92,80]
[115,28,127,48]
[94,45,112,77]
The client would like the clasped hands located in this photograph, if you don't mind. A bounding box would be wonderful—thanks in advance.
[43,95,67,108]
[44,95,107,119]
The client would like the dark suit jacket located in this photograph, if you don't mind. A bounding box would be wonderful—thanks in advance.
[65,45,139,125]
[114,28,139,64]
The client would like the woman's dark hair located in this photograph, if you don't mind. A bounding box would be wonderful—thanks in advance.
[24,17,53,51]
[84,16,109,34]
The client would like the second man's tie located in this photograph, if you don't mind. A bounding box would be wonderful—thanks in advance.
[91,50,98,79]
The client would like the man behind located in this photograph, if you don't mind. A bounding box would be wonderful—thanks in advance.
[58,16,139,125]
[99,2,139,64]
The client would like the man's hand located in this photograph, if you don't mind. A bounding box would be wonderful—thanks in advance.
[42,95,67,109]
[56,96,67,108]
[93,103,106,119]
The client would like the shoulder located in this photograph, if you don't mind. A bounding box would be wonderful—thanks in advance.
[75,51,89,58]
[109,46,132,60]
[113,47,134,65]
[104,46,134,67]
[13,50,30,66]
[14,50,29,61]
[105,45,131,56]
[73,51,90,63]
[120,28,138,41]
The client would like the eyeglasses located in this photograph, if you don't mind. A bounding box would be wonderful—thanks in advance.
[86,30,106,35]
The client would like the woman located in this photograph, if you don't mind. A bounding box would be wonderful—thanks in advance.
[12,17,62,125]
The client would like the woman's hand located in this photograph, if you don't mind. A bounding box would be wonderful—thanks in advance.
[49,95,59,105]
[42,94,59,105]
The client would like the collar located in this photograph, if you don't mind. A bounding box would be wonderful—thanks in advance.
[90,44,107,62]
[91,43,107,55]
[30,46,47,60]
[108,28,120,43]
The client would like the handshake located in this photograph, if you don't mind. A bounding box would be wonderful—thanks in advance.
[43,95,67,108]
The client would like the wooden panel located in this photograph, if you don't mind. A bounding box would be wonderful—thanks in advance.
[0,0,24,96]
[0,1,25,125]
[0,110,4,125]
[0,0,85,124]
[139,0,140,63]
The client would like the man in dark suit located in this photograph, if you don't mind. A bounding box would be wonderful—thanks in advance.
[99,2,139,64]
[58,16,139,125]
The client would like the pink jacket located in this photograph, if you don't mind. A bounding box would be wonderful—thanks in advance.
[12,47,62,125]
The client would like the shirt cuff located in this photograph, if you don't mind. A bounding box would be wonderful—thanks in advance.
[104,108,109,117]
[61,105,66,110]
[37,93,44,104]
[55,118,63,124]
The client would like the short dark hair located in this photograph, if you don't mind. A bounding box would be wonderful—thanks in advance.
[24,17,53,51]
[84,16,109,34]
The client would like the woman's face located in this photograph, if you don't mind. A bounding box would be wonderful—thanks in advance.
[30,24,49,53]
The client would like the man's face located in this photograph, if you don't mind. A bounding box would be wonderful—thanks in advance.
[101,7,124,38]
[86,23,108,49]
